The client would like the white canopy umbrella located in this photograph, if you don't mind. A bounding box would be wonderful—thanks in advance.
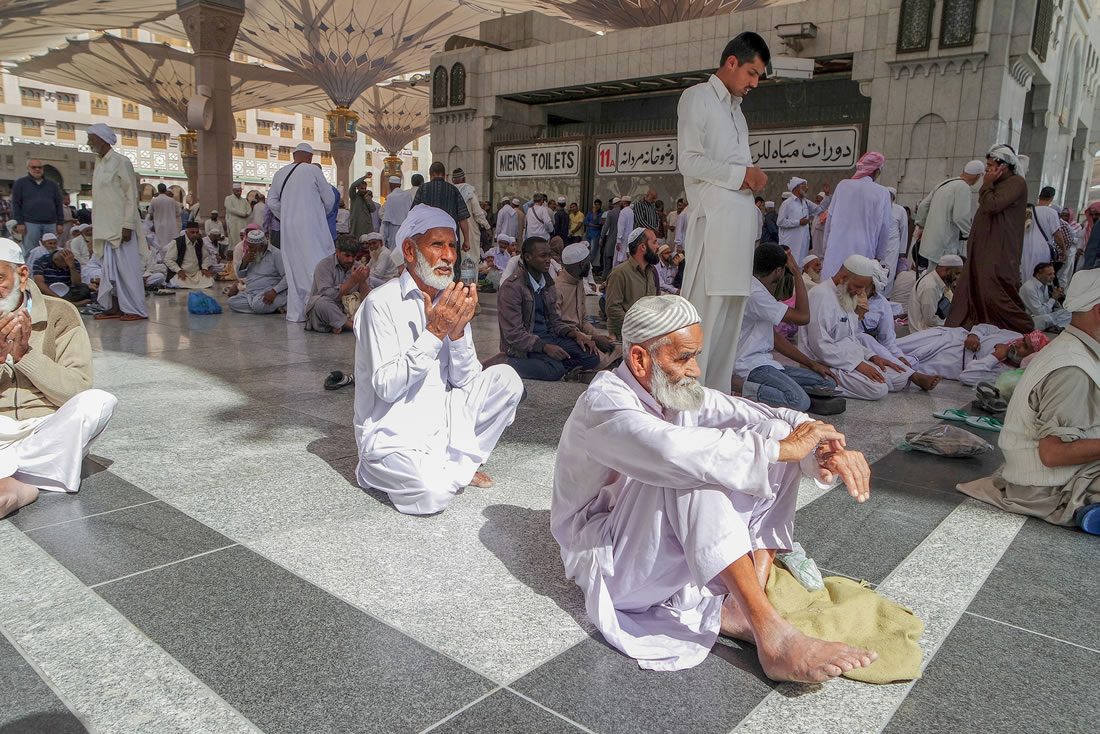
[0,0,175,61]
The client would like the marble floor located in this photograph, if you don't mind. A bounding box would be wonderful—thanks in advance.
[1,289,1096,734]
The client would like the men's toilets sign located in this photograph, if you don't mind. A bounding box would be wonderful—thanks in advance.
[495,143,581,178]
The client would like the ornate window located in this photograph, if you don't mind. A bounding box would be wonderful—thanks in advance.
[432,66,448,109]
[1032,0,1054,62]
[897,0,934,53]
[450,63,466,107]
[940,0,976,48]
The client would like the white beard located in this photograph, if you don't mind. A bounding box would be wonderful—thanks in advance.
[0,286,24,315]
[650,361,705,412]
[415,249,453,290]
[835,286,859,315]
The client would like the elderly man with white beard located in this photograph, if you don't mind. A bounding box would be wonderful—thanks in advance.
[353,205,523,515]
[803,255,940,400]
[0,238,117,518]
[552,294,876,680]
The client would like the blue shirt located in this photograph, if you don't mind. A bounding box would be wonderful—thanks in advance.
[584,210,603,239]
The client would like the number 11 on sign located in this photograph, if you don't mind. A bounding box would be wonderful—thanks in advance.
[597,143,617,174]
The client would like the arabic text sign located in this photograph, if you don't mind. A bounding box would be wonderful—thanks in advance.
[495,143,580,178]
[597,138,678,175]
[749,127,859,170]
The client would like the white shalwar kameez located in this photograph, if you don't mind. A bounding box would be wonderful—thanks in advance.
[552,364,826,671]
[614,206,635,267]
[896,324,1022,384]
[268,161,336,322]
[380,188,413,249]
[353,271,523,515]
[801,279,910,400]
[821,178,892,279]
[677,75,757,391]
[777,195,825,265]
[0,390,117,493]
[148,194,182,253]
[1021,204,1060,284]
[223,193,251,245]
[92,149,148,318]
[496,205,518,240]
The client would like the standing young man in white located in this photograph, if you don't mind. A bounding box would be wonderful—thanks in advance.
[677,32,770,391]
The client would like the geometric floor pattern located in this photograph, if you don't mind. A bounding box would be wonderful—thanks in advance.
[1,290,1096,733]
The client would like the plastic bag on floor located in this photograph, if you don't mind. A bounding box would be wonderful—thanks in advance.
[776,542,824,591]
[893,423,993,458]
[187,291,222,315]
[994,368,1025,401]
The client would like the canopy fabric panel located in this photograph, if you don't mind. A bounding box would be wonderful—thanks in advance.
[542,0,792,30]
[296,80,430,154]
[0,0,176,61]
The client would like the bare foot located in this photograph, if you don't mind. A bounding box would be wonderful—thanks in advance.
[0,478,38,519]
[332,326,343,334]
[755,617,877,683]
[911,372,941,391]
[719,595,754,642]
[469,471,493,488]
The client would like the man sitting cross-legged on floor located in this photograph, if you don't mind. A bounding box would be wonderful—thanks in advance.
[802,255,939,400]
[166,221,218,289]
[735,243,838,411]
[958,270,1100,535]
[0,238,117,518]
[497,235,600,381]
[227,229,288,315]
[353,204,523,515]
[1020,262,1071,333]
[895,324,1046,385]
[305,234,369,334]
[552,294,876,679]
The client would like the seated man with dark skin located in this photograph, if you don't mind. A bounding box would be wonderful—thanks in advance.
[33,247,92,306]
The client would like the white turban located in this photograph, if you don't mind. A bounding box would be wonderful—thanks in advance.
[938,254,964,267]
[801,254,819,267]
[621,295,700,346]
[245,229,266,244]
[842,254,877,277]
[988,144,1019,170]
[964,160,985,176]
[562,242,589,265]
[870,261,889,293]
[627,227,647,245]
[395,204,456,249]
[361,232,382,243]
[787,177,807,193]
[0,237,24,265]
[86,123,116,145]
[495,233,515,245]
[1064,269,1100,313]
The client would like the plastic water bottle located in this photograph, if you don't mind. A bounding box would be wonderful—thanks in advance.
[460,255,476,285]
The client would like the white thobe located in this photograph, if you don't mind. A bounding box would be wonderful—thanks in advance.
[0,390,116,492]
[167,236,217,289]
[91,149,148,318]
[552,364,824,671]
[148,194,182,253]
[381,188,414,249]
[908,269,948,332]
[204,218,224,238]
[677,74,756,390]
[734,279,788,377]
[525,204,553,239]
[1022,204,1060,284]
[366,247,399,289]
[353,271,523,515]
[777,195,825,264]
[896,324,1022,383]
[883,202,908,295]
[496,205,518,239]
[801,279,909,400]
[223,194,251,244]
[615,206,635,266]
[1019,277,1072,331]
[268,161,336,322]
[250,201,267,228]
[914,178,975,265]
[821,177,892,279]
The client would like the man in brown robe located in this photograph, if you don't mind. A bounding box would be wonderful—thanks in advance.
[945,144,1033,333]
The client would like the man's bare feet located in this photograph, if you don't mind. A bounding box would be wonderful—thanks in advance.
[0,478,38,519]
[719,595,754,642]
[911,372,941,391]
[469,471,493,488]
[755,616,877,683]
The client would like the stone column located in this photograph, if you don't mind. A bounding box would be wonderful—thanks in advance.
[178,131,198,202]
[178,0,243,218]
[383,154,403,195]
[325,106,359,199]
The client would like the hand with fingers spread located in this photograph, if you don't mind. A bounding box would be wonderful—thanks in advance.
[870,355,905,373]
[777,420,846,463]
[810,361,836,380]
[855,361,886,383]
[816,445,871,503]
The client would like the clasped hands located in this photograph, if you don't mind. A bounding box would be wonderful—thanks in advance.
[777,420,871,503]
[424,281,478,342]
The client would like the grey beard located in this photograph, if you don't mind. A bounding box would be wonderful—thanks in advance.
[0,286,24,315]
[649,361,705,412]
[415,249,453,290]
[835,287,859,314]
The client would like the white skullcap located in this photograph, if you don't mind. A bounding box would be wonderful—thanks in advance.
[938,254,964,267]
[232,182,242,189]
[620,195,632,203]
[621,295,701,346]
[0,238,24,265]
[388,175,402,184]
[842,254,877,277]
[787,177,807,192]
[964,160,985,176]
[988,144,1019,169]
[628,227,647,244]
[361,232,383,243]
[557,196,567,204]
[1063,269,1100,313]
[210,210,218,215]
[86,123,116,145]
[801,254,819,267]
[870,260,889,293]
[816,191,826,199]
[765,201,775,209]
[510,197,520,206]
[561,242,589,265]
[495,233,515,244]
[294,142,314,155]
[611,196,621,204]
[781,191,793,199]
[245,229,266,244]
[41,232,57,242]
[395,204,456,248]
[886,186,897,197]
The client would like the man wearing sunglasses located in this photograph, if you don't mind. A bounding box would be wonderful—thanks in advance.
[10,159,64,261]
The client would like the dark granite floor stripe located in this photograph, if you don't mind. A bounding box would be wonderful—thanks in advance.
[963,612,1100,655]
[89,544,239,588]
[0,629,88,734]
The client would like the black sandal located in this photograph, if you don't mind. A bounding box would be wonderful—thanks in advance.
[973,382,1007,417]
[323,371,354,391]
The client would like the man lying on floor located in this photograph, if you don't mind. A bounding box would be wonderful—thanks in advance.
[552,294,878,680]
[958,270,1100,535]
[895,325,1047,385]
[0,238,116,518]
[353,205,523,515]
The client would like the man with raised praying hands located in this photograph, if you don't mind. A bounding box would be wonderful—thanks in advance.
[551,294,876,680]
[353,204,523,515]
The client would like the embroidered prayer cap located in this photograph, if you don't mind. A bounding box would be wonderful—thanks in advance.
[294,142,314,155]
[765,200,775,209]
[853,152,885,179]
[801,254,820,267]
[0,238,24,265]
[360,232,383,243]
[451,168,465,180]
[388,175,402,184]
[245,229,266,244]
[842,254,877,277]
[86,123,116,145]
[41,232,57,242]
[495,233,515,244]
[787,177,807,192]
[395,204,456,248]
[1064,269,1100,312]
[562,242,589,265]
[964,160,985,175]
[938,254,964,267]
[621,295,701,346]
[628,227,647,244]
[987,144,1018,170]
